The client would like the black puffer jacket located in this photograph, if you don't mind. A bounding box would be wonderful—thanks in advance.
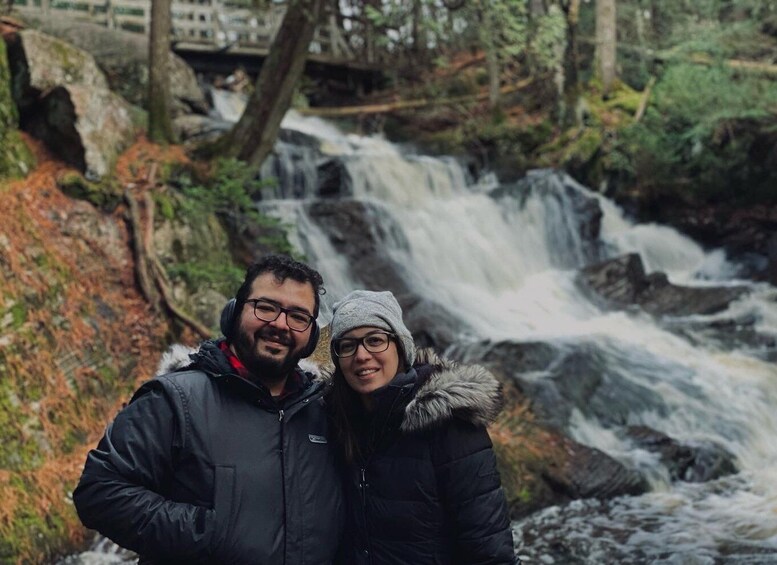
[73,340,344,564]
[340,349,515,565]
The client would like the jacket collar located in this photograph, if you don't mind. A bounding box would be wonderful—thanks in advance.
[399,348,504,433]
[156,339,326,408]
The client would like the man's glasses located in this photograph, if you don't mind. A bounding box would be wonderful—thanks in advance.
[333,331,395,358]
[246,299,314,332]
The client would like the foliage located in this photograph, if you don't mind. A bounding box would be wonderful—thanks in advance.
[609,62,777,202]
[166,261,244,297]
[171,157,295,257]
[528,5,567,72]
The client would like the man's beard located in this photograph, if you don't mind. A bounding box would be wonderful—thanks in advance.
[233,325,302,389]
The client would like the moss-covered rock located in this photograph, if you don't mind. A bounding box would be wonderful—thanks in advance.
[0,38,35,180]
[56,170,122,211]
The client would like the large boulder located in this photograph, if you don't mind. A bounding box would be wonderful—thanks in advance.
[490,383,649,520]
[25,84,135,179]
[25,16,207,116]
[451,339,669,431]
[7,29,108,112]
[625,425,738,483]
[577,253,748,316]
[5,29,135,179]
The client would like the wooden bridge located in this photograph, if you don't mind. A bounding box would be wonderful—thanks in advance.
[11,0,377,70]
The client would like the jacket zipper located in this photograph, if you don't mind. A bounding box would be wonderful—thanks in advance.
[279,408,286,564]
[357,391,405,564]
[358,466,368,506]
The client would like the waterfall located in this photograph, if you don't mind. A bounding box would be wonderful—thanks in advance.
[64,92,772,563]
[258,107,777,562]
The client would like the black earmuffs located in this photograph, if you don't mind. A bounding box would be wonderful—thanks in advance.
[219,298,320,358]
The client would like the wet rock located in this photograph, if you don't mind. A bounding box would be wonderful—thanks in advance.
[544,440,649,499]
[577,253,748,316]
[646,201,777,287]
[316,158,346,197]
[278,127,321,149]
[665,313,777,363]
[308,199,411,294]
[626,425,738,482]
[400,295,469,350]
[451,339,669,430]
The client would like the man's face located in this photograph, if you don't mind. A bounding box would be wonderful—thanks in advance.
[231,272,316,384]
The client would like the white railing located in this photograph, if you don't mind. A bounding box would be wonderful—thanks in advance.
[12,0,355,60]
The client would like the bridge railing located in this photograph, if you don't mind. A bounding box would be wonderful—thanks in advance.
[12,0,356,61]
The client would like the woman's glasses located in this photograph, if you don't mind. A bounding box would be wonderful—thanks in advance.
[333,331,395,358]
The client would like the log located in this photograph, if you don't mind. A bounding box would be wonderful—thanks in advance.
[578,36,777,77]
[300,78,534,117]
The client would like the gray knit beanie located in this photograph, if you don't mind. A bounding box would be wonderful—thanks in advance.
[330,290,416,368]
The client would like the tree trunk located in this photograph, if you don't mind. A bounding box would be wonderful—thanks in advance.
[596,0,617,95]
[148,0,175,143]
[529,0,546,18]
[559,0,581,127]
[479,1,501,112]
[411,0,422,54]
[218,0,323,168]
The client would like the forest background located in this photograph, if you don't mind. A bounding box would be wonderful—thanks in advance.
[0,0,776,562]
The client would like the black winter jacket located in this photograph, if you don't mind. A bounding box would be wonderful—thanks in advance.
[340,349,515,565]
[73,340,344,564]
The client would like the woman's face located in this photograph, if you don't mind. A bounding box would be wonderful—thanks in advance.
[337,326,401,399]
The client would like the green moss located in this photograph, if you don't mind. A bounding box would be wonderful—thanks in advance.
[8,302,27,329]
[0,40,35,181]
[167,261,244,297]
[56,171,122,211]
[561,127,603,166]
[603,83,643,115]
[0,380,42,471]
[0,474,79,564]
[154,191,176,220]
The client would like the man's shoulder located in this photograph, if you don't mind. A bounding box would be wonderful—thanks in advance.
[133,367,212,402]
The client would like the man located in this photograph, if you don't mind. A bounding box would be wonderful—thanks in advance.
[73,255,343,564]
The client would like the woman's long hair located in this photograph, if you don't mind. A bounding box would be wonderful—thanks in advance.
[328,364,368,464]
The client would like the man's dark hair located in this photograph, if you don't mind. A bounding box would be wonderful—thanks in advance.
[233,254,325,324]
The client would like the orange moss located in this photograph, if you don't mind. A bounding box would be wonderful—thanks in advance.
[114,135,191,188]
[0,136,181,562]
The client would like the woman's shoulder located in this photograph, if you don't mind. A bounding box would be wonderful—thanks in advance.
[400,348,504,434]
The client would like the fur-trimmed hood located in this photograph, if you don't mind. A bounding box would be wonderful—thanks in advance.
[400,348,504,433]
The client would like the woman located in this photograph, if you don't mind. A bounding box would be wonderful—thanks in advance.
[328,290,516,564]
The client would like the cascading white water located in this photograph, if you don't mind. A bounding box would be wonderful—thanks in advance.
[264,109,777,562]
